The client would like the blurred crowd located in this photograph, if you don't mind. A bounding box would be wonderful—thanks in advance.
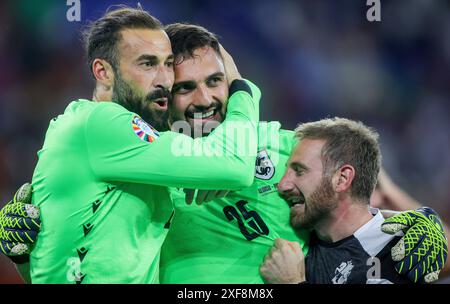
[0,0,449,283]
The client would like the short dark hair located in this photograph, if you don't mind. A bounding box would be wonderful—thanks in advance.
[83,6,163,77]
[164,23,221,64]
[295,117,381,202]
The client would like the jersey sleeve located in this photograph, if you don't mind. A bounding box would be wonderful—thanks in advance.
[279,128,297,150]
[85,79,260,190]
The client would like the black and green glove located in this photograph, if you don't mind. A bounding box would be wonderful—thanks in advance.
[382,207,448,283]
[0,183,41,264]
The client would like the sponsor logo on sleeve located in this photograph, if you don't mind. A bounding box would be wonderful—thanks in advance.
[132,116,159,143]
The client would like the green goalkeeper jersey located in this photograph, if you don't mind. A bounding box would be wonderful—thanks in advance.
[160,121,310,283]
[30,80,260,284]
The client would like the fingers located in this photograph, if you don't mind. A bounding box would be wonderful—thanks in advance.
[397,261,422,283]
[381,221,408,235]
[399,243,434,283]
[424,270,440,283]
[215,190,229,199]
[3,202,40,219]
[393,234,427,277]
[184,189,196,205]
[404,235,434,275]
[202,190,230,202]
[382,210,421,235]
[391,237,406,262]
[14,183,33,204]
[274,238,287,249]
[184,189,229,205]
[420,258,445,283]
[287,241,303,255]
[393,232,427,266]
[1,215,41,231]
[1,228,38,244]
[195,190,208,205]
[273,239,304,259]
[0,240,29,256]
[261,239,305,284]
[204,191,219,203]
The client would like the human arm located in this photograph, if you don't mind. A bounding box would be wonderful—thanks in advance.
[86,79,260,190]
[259,238,306,284]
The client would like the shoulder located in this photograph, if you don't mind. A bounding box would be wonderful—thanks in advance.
[257,121,295,142]
[59,100,129,122]
[354,209,402,257]
[84,101,136,129]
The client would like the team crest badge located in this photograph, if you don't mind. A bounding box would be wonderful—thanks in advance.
[255,149,275,180]
[332,261,354,284]
[132,116,159,143]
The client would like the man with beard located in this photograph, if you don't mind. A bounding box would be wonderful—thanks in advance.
[259,118,447,284]
[158,23,309,283]
[3,7,261,284]
[159,24,446,283]
[1,23,447,284]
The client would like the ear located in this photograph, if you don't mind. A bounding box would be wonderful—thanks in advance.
[332,165,355,194]
[92,58,115,88]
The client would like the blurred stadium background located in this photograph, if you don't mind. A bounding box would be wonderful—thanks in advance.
[0,0,449,283]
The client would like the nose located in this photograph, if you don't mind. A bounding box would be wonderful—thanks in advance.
[192,84,213,108]
[153,65,174,91]
[278,169,295,196]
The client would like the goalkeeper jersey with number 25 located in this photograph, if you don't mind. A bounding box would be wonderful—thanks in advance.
[160,121,310,283]
[30,80,260,283]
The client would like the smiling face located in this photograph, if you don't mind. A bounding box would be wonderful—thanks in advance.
[277,139,338,230]
[112,28,175,131]
[169,46,228,137]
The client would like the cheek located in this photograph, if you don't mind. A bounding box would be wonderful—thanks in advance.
[167,69,175,85]
[121,68,151,94]
[216,86,229,104]
[296,175,320,196]
[172,95,191,116]
[135,72,155,89]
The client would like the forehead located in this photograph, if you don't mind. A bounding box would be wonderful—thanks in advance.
[174,46,224,81]
[290,138,326,170]
[117,28,172,60]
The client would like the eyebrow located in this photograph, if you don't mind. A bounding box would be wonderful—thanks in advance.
[289,161,309,171]
[172,72,225,91]
[136,54,174,63]
[172,80,196,93]
[206,72,225,79]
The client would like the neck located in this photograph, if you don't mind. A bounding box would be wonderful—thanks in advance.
[314,197,373,243]
[92,86,112,102]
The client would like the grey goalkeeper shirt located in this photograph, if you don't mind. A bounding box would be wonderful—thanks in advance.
[305,209,411,284]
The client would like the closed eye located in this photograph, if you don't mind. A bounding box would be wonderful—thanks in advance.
[291,163,308,177]
[294,167,305,176]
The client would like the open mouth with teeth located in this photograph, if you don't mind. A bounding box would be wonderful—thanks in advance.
[287,192,306,207]
[187,109,218,120]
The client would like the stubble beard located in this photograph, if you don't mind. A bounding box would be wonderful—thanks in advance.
[290,176,337,230]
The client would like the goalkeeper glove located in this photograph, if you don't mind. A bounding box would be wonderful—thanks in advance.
[0,183,41,264]
[382,207,448,283]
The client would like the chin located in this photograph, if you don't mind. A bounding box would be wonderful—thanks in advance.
[290,213,302,227]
